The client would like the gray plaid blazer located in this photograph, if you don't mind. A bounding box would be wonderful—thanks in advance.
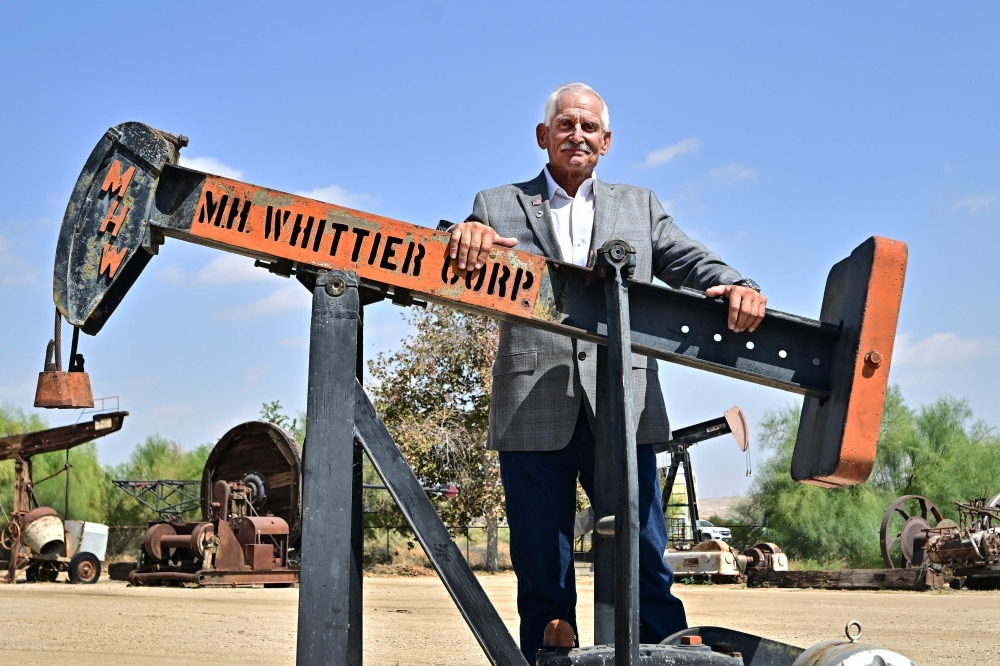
[468,170,743,452]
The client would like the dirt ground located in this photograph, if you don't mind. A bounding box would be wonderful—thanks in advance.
[0,573,996,665]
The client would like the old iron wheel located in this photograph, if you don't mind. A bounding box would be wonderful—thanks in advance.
[68,551,101,584]
[880,494,944,569]
[0,520,19,550]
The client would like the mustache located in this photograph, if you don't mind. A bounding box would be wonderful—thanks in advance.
[559,140,593,154]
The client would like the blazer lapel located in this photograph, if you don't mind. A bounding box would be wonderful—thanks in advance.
[588,179,620,266]
[517,170,563,262]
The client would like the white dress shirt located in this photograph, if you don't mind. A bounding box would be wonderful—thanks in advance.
[544,166,595,267]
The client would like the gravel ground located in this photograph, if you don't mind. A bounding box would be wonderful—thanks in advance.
[0,574,996,665]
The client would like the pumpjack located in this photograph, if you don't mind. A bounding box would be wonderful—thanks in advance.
[34,121,915,665]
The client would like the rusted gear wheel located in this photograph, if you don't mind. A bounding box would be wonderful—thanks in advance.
[880,495,944,568]
[0,520,19,551]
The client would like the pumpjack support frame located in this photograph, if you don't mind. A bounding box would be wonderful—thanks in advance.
[42,122,910,665]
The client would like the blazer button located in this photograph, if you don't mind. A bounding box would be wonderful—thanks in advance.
[577,352,587,361]
[535,211,543,218]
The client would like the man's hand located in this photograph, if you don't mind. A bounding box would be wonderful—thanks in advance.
[448,221,518,271]
[705,284,767,333]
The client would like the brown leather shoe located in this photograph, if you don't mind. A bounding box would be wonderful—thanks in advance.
[542,619,576,648]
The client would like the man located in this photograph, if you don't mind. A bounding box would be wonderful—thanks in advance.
[448,82,766,662]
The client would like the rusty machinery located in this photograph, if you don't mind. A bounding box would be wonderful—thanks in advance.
[0,410,127,583]
[126,420,300,586]
[880,492,1000,587]
[34,122,916,666]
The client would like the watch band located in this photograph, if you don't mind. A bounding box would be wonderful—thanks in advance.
[732,278,761,293]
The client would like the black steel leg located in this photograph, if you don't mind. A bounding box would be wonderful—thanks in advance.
[596,241,640,666]
[592,348,615,645]
[682,450,700,534]
[662,456,681,538]
[348,307,365,662]
[297,270,362,666]
[352,381,528,666]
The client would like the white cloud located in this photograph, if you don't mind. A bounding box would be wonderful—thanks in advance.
[178,156,245,180]
[225,285,311,320]
[894,332,1000,368]
[159,255,271,286]
[953,193,996,215]
[639,138,700,168]
[158,263,188,284]
[195,255,271,285]
[0,233,37,285]
[295,184,373,209]
[244,365,270,383]
[710,163,757,183]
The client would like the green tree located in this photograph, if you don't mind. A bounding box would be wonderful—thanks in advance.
[260,400,306,443]
[368,305,505,570]
[738,386,1000,568]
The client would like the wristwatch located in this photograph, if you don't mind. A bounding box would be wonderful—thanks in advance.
[732,278,761,293]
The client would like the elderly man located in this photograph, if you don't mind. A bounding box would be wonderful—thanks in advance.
[448,82,766,662]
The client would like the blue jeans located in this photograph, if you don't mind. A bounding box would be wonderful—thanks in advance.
[499,406,687,663]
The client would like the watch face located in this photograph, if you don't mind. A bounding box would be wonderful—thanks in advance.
[739,279,761,292]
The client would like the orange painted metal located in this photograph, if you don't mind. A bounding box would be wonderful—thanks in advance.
[32,371,94,409]
[189,175,546,320]
[809,237,907,487]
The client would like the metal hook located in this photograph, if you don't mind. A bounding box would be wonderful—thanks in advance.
[845,620,863,643]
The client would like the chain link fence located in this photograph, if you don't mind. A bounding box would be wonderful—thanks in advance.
[363,525,512,570]
[106,526,146,562]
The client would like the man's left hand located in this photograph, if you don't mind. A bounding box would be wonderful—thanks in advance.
[705,284,767,333]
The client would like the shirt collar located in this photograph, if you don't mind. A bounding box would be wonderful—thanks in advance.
[544,165,596,201]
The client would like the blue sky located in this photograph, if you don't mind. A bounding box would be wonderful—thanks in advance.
[1,3,998,498]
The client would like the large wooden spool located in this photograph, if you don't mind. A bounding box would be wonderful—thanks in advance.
[201,421,303,544]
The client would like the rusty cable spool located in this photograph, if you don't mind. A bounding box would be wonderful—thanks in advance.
[143,523,177,562]
[190,522,215,559]
[742,547,766,572]
[880,494,945,568]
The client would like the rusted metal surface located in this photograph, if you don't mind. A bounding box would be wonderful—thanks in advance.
[880,492,1000,586]
[33,310,94,409]
[131,438,299,588]
[19,507,64,557]
[201,421,302,544]
[879,494,946,568]
[33,370,94,409]
[0,412,127,461]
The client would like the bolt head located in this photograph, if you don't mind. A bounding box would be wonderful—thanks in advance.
[680,635,702,646]
[864,349,883,369]
[326,276,347,297]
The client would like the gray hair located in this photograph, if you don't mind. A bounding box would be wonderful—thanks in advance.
[543,82,610,129]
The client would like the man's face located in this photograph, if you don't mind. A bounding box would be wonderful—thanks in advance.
[536,91,612,175]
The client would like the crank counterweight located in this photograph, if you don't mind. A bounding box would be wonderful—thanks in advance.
[54,122,905,485]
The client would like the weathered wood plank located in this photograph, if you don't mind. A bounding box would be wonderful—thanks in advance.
[748,568,944,590]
